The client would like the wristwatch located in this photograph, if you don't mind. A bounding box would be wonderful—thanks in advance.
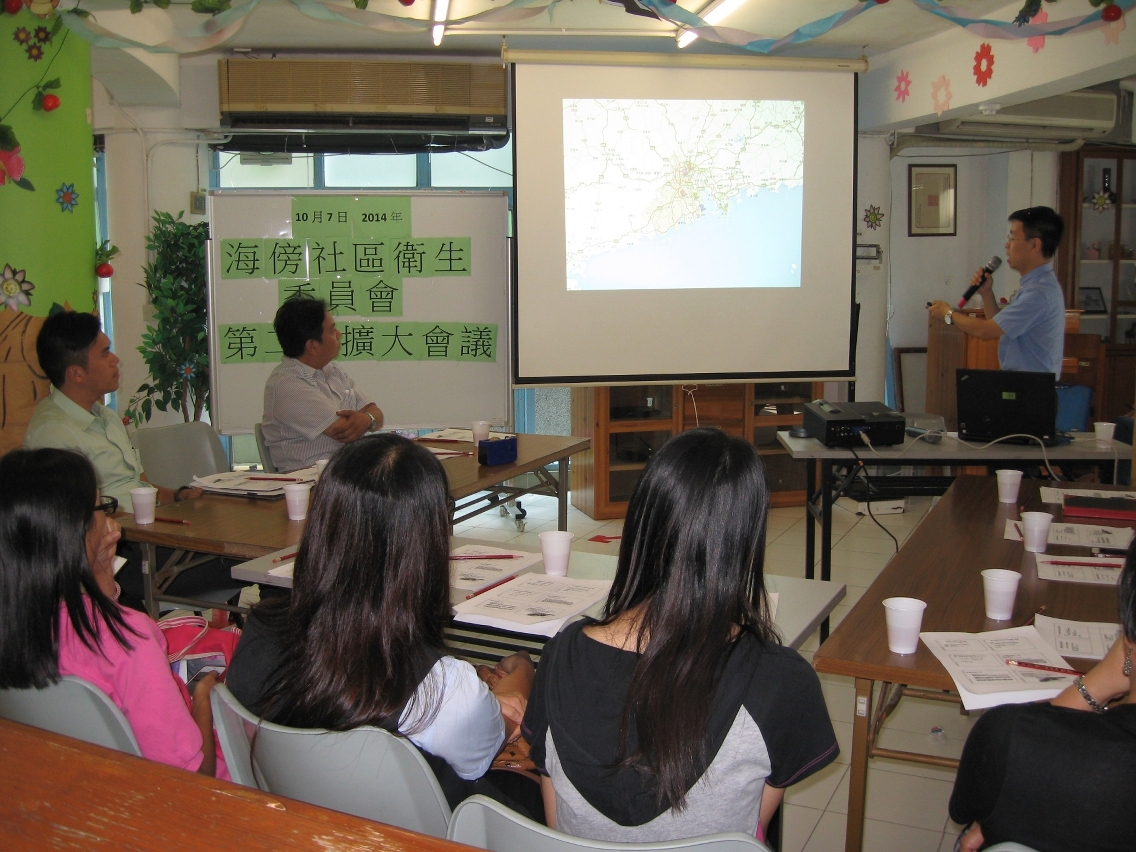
[944,310,954,326]
[365,412,376,433]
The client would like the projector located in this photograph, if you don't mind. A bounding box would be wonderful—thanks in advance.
[802,400,907,448]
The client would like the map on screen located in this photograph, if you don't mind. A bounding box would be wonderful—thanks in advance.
[563,98,804,291]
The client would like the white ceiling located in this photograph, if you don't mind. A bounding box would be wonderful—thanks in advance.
[134,0,1016,58]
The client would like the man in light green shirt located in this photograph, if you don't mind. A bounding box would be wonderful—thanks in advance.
[25,312,196,511]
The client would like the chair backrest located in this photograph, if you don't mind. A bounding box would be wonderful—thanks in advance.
[253,423,278,473]
[209,684,260,788]
[447,795,772,852]
[248,711,451,837]
[0,676,141,756]
[133,421,229,489]
[982,844,1041,852]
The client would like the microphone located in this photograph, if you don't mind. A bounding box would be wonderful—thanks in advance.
[957,256,1003,308]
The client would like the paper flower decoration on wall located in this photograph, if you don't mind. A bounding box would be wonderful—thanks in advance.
[1027,10,1047,52]
[56,182,78,211]
[0,146,30,189]
[931,75,952,116]
[25,41,43,60]
[863,205,885,230]
[12,26,29,44]
[1,265,33,311]
[1093,191,1113,213]
[973,43,994,87]
[894,71,911,103]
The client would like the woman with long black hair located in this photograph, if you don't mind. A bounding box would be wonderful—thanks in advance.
[522,427,837,841]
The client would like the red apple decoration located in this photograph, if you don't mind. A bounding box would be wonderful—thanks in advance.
[874,0,890,4]
[1102,3,1122,22]
[42,93,60,111]
[396,0,413,6]
[96,263,114,278]
[4,0,22,14]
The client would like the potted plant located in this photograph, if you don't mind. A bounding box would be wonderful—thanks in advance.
[124,211,211,425]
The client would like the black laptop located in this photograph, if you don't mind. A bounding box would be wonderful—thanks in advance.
[956,369,1059,446]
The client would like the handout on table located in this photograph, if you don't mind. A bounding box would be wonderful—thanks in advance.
[1003,518,1134,550]
[1040,487,1136,505]
[1034,554,1124,585]
[919,626,1078,709]
[192,467,317,498]
[420,428,517,441]
[452,574,611,637]
[1034,614,1120,661]
[449,545,543,593]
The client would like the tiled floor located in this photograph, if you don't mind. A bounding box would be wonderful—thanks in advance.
[454,492,971,852]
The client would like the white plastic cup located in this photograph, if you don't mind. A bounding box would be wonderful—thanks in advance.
[981,569,1021,620]
[315,459,329,477]
[1021,511,1053,553]
[129,487,158,525]
[539,530,574,577]
[1095,421,1116,447]
[471,421,491,444]
[995,469,1023,504]
[882,597,927,655]
[283,483,312,521]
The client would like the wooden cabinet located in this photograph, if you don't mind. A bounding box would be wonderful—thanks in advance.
[571,381,822,520]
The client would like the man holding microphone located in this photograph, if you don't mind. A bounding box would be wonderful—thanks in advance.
[928,206,1066,377]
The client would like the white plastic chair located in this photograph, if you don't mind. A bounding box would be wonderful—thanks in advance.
[133,420,229,488]
[254,423,278,473]
[0,676,141,755]
[448,795,773,852]
[209,683,260,788]
[231,698,452,837]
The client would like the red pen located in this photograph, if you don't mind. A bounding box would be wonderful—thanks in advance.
[1043,560,1123,568]
[450,554,522,561]
[272,552,298,563]
[1006,659,1083,676]
[417,437,469,445]
[465,573,520,600]
[248,476,302,482]
[154,517,191,525]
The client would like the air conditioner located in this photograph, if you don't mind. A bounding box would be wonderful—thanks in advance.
[217,59,509,153]
[935,91,1116,141]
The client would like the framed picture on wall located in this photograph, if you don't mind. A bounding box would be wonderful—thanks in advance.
[908,164,957,237]
[1078,286,1107,313]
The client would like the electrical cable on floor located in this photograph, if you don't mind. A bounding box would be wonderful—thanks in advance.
[847,444,900,553]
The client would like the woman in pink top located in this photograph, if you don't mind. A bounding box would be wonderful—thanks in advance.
[0,448,226,779]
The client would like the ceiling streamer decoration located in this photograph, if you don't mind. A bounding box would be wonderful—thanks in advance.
[910,0,1132,39]
[60,0,262,52]
[286,0,553,36]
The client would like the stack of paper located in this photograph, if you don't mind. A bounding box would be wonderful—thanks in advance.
[420,428,517,441]
[452,574,611,637]
[919,626,1079,709]
[1003,519,1134,550]
[450,545,543,594]
[1034,614,1121,661]
[1040,487,1136,505]
[192,468,317,498]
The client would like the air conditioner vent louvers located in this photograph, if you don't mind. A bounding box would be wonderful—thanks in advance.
[933,91,1117,141]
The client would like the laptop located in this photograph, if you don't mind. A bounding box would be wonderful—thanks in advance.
[956,369,1059,446]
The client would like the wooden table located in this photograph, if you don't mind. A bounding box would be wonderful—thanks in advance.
[777,430,1129,639]
[0,718,472,852]
[233,536,846,663]
[813,475,1125,852]
[119,434,590,617]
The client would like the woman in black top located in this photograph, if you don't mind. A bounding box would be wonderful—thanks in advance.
[522,428,837,842]
[950,543,1136,852]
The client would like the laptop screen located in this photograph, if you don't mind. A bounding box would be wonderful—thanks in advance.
[956,369,1057,445]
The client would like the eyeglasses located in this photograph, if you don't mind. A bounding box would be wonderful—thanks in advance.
[95,496,119,516]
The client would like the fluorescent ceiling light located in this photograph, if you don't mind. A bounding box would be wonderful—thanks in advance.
[678,0,748,48]
[432,0,448,45]
[432,23,445,45]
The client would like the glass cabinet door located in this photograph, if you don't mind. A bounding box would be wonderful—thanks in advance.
[608,430,672,502]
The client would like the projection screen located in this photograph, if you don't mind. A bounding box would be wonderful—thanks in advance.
[513,62,857,385]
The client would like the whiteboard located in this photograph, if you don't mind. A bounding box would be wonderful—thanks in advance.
[207,190,511,434]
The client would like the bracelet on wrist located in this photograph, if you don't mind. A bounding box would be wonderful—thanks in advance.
[1075,676,1109,713]
[174,486,190,502]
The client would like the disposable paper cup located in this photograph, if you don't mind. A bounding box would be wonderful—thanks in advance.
[981,569,1021,620]
[539,530,574,577]
[315,459,329,477]
[283,483,312,521]
[882,597,927,655]
[995,469,1023,504]
[1021,511,1053,553]
[1095,421,1116,447]
[471,421,491,444]
[129,487,158,525]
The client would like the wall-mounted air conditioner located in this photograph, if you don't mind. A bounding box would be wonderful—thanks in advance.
[216,59,509,153]
[935,91,1116,141]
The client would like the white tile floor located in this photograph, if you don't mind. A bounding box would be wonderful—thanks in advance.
[453,492,970,852]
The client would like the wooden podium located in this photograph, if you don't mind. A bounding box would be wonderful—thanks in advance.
[925,309,999,430]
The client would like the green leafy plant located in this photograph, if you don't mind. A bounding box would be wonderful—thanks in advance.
[124,211,211,426]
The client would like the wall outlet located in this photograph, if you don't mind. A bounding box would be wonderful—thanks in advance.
[190,191,207,216]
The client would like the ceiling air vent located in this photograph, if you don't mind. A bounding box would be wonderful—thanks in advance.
[936,91,1116,141]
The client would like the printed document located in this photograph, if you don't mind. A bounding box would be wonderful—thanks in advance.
[453,574,611,637]
[449,545,543,593]
[192,468,316,497]
[919,626,1077,709]
[1034,554,1124,585]
[1034,614,1121,661]
[1003,519,1133,549]
[1040,487,1136,504]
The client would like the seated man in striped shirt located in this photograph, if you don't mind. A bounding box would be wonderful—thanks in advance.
[261,296,384,472]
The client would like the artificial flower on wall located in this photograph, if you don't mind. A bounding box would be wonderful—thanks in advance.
[0,264,33,311]
[55,181,77,210]
[973,43,994,87]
